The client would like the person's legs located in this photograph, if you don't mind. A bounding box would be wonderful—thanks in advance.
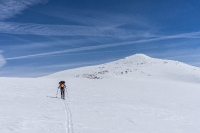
[63,89,65,100]
[60,89,65,99]
[61,89,63,99]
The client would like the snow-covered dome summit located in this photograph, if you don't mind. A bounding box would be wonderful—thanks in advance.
[125,53,150,59]
[110,53,152,66]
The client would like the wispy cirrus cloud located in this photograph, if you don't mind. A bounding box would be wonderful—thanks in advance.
[0,21,150,38]
[42,9,153,29]
[1,20,200,39]
[0,0,48,21]
[5,31,200,60]
[0,10,157,38]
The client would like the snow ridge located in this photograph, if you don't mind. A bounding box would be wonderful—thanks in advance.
[46,54,200,83]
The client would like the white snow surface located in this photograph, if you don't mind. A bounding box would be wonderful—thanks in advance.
[1,54,200,133]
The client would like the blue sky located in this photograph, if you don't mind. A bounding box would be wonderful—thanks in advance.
[0,0,200,77]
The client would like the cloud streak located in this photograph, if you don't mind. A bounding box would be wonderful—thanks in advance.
[0,0,48,20]
[0,22,145,38]
[42,9,154,29]
[0,12,157,38]
[1,21,200,39]
[5,31,200,60]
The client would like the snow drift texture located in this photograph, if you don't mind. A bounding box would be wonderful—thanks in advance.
[1,54,200,133]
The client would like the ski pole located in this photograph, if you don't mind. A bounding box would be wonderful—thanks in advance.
[66,88,69,98]
[56,88,59,98]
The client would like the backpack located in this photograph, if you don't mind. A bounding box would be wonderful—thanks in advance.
[59,81,65,84]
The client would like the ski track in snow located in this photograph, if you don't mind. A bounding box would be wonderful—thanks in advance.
[63,99,74,133]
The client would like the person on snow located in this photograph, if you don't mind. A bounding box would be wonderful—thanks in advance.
[58,81,66,100]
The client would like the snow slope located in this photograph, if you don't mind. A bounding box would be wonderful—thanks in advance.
[47,54,200,83]
[1,54,200,133]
